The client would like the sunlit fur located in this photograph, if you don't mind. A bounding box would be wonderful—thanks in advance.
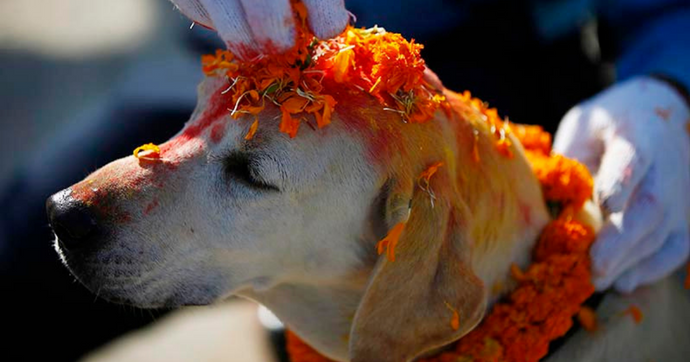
[57,74,551,362]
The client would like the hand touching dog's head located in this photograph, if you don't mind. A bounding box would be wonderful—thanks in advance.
[48,75,549,362]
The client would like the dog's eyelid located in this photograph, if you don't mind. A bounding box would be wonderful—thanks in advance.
[222,152,280,192]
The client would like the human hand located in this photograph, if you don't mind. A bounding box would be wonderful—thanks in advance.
[553,76,690,293]
[170,0,349,59]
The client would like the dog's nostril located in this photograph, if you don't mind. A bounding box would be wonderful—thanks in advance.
[46,189,99,251]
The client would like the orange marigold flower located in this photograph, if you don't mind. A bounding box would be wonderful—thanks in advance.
[577,306,598,332]
[533,219,595,261]
[528,153,593,210]
[200,3,447,137]
[512,125,552,155]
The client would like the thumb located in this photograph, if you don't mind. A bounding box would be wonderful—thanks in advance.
[595,135,652,213]
[553,105,603,173]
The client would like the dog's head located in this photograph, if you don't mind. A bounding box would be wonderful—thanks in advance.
[48,73,548,361]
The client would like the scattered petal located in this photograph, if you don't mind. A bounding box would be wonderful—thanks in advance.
[245,118,259,140]
[133,143,160,159]
[623,305,644,324]
[376,222,406,262]
[443,301,461,331]
[577,306,598,332]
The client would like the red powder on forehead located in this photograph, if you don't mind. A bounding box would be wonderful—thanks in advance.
[210,122,226,144]
[230,43,261,62]
[178,88,230,140]
[159,86,230,155]
[143,198,159,216]
[322,79,401,163]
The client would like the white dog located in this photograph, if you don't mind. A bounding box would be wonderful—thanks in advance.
[48,75,690,362]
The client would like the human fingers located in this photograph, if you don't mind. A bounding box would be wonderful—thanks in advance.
[302,0,349,40]
[553,106,603,173]
[200,0,260,59]
[590,180,665,290]
[240,0,296,54]
[614,228,690,293]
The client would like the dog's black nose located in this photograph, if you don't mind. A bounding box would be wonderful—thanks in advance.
[47,189,98,251]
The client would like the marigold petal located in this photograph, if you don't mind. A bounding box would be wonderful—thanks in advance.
[318,95,336,128]
[577,306,597,332]
[624,305,643,324]
[245,118,259,140]
[332,48,354,83]
[133,143,160,159]
[282,96,310,113]
[280,106,300,138]
[376,222,406,262]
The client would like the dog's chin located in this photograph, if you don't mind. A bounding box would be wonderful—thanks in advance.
[53,238,226,309]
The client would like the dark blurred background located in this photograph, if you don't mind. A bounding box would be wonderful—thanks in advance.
[0,0,615,361]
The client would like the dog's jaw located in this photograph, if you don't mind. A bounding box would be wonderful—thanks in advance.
[242,274,371,361]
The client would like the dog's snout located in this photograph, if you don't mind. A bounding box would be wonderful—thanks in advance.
[47,189,99,251]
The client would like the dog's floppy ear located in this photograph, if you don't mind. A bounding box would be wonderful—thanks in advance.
[349,166,486,362]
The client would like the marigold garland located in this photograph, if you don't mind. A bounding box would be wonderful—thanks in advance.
[200,1,447,139]
[286,125,597,362]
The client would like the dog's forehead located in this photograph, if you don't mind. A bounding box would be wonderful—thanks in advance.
[162,76,405,163]
[156,79,232,158]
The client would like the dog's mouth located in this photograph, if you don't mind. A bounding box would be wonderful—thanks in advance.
[53,235,226,308]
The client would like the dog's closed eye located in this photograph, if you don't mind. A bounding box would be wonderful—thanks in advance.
[223,152,280,192]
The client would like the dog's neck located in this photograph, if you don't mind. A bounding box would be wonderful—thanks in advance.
[241,275,368,360]
[240,218,545,362]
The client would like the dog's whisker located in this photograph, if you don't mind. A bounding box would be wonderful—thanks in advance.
[94,286,102,303]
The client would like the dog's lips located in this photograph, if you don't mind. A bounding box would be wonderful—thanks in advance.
[55,234,234,308]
